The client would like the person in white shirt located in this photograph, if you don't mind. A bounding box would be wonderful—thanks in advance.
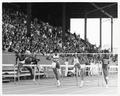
[51,49,61,87]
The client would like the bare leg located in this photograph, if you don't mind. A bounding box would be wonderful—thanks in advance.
[102,65,109,87]
[75,66,79,86]
[80,67,85,87]
[53,68,61,86]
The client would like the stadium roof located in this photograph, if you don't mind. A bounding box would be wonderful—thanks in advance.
[3,2,118,26]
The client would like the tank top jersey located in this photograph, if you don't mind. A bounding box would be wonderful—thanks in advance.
[102,54,110,65]
[53,54,59,61]
[103,59,109,65]
[18,54,26,63]
[73,57,79,65]
[65,61,68,67]
[52,53,59,68]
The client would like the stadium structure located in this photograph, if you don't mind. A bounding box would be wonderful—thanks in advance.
[2,2,118,94]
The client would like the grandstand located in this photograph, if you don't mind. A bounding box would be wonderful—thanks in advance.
[2,2,118,95]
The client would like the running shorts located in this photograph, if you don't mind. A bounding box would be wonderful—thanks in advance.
[74,63,81,69]
[52,61,60,69]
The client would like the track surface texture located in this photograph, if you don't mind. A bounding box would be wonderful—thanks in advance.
[3,73,118,94]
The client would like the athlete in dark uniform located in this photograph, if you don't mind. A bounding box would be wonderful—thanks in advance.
[16,50,26,74]
[16,50,34,79]
[25,52,40,77]
[102,54,110,88]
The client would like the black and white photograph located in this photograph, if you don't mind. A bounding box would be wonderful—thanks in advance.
[1,0,120,95]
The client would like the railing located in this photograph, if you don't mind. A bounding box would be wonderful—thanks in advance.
[2,63,118,83]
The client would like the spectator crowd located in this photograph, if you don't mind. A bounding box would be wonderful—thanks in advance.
[2,8,105,54]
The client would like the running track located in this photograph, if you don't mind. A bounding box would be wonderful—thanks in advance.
[2,74,118,94]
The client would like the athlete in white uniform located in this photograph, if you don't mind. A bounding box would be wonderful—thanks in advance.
[51,50,61,87]
[73,54,84,87]
[52,53,60,68]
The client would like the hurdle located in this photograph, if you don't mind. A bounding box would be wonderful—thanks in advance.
[2,64,17,83]
[2,64,44,83]
[2,63,118,87]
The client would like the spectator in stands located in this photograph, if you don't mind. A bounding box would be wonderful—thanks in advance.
[2,8,101,54]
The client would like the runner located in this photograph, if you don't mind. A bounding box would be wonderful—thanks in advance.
[15,50,26,80]
[102,54,110,88]
[73,54,84,87]
[79,54,87,87]
[51,49,61,87]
